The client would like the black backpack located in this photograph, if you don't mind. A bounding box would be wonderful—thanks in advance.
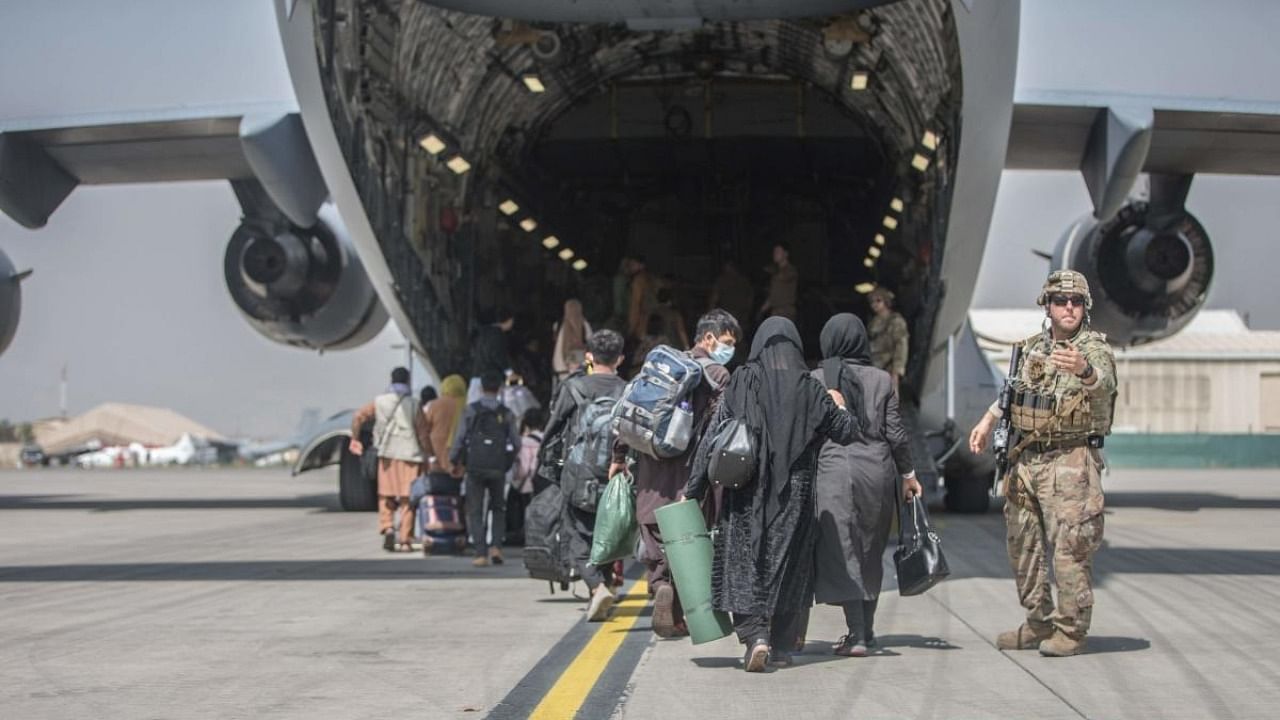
[463,402,515,472]
[523,484,575,592]
[561,383,622,511]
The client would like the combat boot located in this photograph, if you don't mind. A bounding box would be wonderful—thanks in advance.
[1038,631,1086,657]
[996,623,1053,650]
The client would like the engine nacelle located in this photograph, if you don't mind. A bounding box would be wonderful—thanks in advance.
[0,247,26,357]
[224,204,387,350]
[1054,202,1213,346]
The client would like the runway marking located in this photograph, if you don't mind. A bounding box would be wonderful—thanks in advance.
[527,578,649,720]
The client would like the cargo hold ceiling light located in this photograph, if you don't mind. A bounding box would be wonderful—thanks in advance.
[890,197,904,213]
[558,248,575,261]
[874,233,886,246]
[541,235,560,249]
[882,215,898,230]
[445,155,472,175]
[572,259,588,272]
[911,153,931,172]
[498,199,520,216]
[863,257,876,268]
[521,74,546,93]
[855,282,876,294]
[849,70,870,91]
[418,133,447,155]
[519,218,538,232]
[868,246,882,258]
[922,130,940,151]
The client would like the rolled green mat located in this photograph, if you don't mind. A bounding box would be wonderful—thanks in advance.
[655,499,733,645]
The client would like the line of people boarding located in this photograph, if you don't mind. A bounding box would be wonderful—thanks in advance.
[529,309,920,673]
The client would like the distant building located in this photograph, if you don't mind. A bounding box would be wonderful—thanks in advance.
[971,310,1280,435]
[36,402,225,457]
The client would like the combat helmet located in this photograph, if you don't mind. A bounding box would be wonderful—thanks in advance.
[1036,270,1092,310]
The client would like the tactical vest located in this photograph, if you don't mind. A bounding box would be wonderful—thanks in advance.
[373,393,424,463]
[1008,330,1115,441]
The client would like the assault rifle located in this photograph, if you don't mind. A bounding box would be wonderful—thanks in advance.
[991,345,1023,497]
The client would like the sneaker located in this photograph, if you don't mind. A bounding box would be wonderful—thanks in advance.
[996,623,1053,651]
[651,584,677,638]
[488,547,504,565]
[833,634,868,657]
[743,640,771,673]
[587,584,615,622]
[472,556,490,567]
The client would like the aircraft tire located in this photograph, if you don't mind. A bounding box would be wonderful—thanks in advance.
[943,473,992,514]
[338,444,377,512]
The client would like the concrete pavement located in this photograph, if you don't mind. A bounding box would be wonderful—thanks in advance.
[1,467,1278,718]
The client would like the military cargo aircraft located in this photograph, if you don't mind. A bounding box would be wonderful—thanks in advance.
[4,0,1280,511]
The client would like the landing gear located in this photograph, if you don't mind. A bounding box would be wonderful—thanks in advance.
[338,444,377,511]
[942,452,993,514]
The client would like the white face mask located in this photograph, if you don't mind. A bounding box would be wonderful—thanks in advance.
[710,340,735,365]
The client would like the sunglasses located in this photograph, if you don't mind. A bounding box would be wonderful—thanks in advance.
[1050,294,1086,308]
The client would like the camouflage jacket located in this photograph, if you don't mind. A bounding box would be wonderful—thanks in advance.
[869,312,909,376]
[1003,326,1118,439]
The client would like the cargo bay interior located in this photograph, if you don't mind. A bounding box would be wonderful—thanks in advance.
[313,0,962,394]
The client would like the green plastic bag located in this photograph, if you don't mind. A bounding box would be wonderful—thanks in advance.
[589,473,639,566]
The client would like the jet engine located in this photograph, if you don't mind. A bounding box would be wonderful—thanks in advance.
[1053,200,1213,347]
[223,205,387,351]
[0,246,30,357]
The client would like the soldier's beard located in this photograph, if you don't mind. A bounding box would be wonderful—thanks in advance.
[1051,314,1082,338]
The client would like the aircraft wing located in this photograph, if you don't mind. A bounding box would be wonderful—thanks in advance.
[0,102,324,229]
[1006,90,1280,220]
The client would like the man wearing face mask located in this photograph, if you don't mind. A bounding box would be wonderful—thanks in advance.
[609,308,740,638]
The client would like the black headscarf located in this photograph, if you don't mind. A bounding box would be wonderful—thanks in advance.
[819,313,871,434]
[722,317,834,534]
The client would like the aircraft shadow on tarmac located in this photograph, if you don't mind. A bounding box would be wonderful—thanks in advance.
[0,493,342,512]
[0,558,533,582]
[1102,491,1280,512]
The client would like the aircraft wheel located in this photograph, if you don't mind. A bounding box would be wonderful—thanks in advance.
[338,444,377,511]
[943,473,992,514]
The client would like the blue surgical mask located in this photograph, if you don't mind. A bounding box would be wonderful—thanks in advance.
[710,341,735,365]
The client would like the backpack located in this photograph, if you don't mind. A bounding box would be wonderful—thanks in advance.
[463,402,515,472]
[561,383,622,512]
[523,484,575,591]
[613,345,711,459]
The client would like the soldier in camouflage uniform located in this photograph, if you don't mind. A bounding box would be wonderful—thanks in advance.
[968,270,1117,657]
[867,287,909,389]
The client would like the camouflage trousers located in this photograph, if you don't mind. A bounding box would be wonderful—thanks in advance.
[1005,445,1105,639]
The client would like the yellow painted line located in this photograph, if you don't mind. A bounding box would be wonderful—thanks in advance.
[528,579,649,720]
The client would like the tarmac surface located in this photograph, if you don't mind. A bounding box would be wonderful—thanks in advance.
[1,466,1278,719]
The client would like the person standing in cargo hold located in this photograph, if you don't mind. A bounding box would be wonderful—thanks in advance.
[350,367,432,552]
[608,309,740,638]
[469,310,515,403]
[758,243,799,324]
[867,287,909,391]
[969,270,1117,658]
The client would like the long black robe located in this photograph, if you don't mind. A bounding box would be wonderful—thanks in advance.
[686,317,856,617]
[812,314,915,604]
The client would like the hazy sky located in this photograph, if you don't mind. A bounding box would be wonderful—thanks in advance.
[2,0,1279,437]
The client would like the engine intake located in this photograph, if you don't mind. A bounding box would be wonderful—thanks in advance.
[1054,202,1213,346]
[224,205,387,351]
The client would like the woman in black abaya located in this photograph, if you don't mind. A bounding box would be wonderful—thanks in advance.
[685,316,857,672]
[812,313,921,656]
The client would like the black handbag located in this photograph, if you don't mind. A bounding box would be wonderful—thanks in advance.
[894,496,950,596]
[707,416,757,490]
